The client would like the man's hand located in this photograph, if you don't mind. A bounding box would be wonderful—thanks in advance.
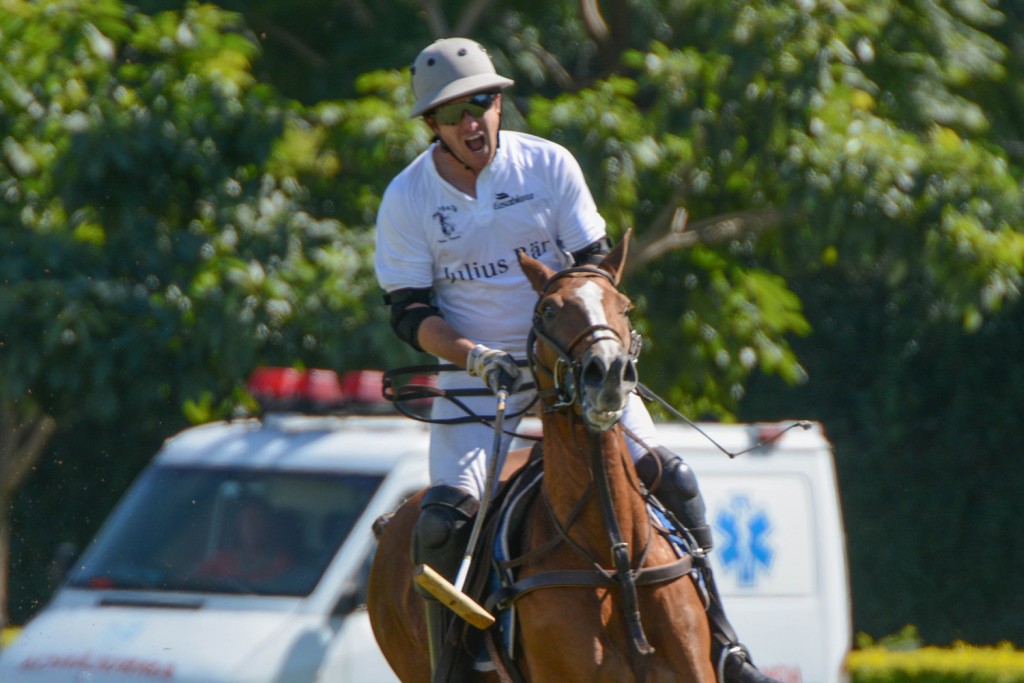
[466,344,523,394]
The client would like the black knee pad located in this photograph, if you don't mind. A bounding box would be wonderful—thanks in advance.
[411,485,480,581]
[654,445,702,501]
[639,446,712,550]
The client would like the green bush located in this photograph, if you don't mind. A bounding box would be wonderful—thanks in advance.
[0,627,19,650]
[849,643,1024,683]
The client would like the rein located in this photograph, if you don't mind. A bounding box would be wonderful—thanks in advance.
[380,364,539,431]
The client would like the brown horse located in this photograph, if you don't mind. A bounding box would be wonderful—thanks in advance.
[368,235,715,683]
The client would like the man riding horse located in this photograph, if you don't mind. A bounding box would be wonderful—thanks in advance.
[373,37,772,683]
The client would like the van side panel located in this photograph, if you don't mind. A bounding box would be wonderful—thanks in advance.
[664,429,851,683]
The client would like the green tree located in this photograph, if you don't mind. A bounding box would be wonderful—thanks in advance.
[0,0,398,625]
[520,1,1023,416]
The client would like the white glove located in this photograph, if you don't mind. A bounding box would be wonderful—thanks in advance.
[466,344,523,394]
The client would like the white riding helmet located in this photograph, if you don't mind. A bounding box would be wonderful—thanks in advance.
[409,38,514,118]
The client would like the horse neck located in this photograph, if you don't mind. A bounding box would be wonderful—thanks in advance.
[540,412,650,552]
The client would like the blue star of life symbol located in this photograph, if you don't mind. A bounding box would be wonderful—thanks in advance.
[715,494,775,586]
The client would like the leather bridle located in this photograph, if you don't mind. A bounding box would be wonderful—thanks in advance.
[526,266,642,416]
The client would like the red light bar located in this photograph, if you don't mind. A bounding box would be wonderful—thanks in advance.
[247,366,304,400]
[409,373,438,390]
[756,425,786,444]
[247,367,390,414]
[341,370,385,404]
[302,369,345,404]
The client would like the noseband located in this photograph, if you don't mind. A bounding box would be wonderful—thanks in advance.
[527,267,642,413]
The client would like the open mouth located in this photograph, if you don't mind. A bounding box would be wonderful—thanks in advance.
[465,133,486,153]
[585,407,624,432]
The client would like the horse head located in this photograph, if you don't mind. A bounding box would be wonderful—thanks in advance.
[519,231,639,432]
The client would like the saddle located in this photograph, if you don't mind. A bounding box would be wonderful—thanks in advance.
[431,446,542,683]
[433,445,703,683]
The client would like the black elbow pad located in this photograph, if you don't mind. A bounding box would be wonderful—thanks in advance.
[571,237,613,266]
[384,288,442,352]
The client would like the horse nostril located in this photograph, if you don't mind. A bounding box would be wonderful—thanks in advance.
[608,356,636,387]
[581,356,606,388]
[623,359,638,386]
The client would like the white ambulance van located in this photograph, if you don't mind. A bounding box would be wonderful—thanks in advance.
[0,368,850,683]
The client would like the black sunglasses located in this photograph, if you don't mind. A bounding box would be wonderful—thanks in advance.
[428,92,499,126]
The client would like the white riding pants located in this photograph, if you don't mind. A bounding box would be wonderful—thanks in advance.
[429,369,659,500]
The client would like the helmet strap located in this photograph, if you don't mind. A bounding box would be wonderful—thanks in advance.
[437,138,474,172]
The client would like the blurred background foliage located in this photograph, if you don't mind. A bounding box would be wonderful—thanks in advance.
[2,0,1023,647]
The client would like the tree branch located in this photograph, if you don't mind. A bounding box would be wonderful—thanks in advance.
[0,399,56,627]
[625,207,783,277]
[0,399,57,500]
[529,44,576,90]
[454,0,498,36]
[578,0,631,81]
[341,0,375,29]
[415,0,450,39]
[579,0,609,44]
[248,15,329,70]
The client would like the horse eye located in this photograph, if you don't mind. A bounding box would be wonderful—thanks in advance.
[541,302,558,321]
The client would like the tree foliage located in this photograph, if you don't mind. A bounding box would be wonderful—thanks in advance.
[0,0,398,625]
[0,0,389,421]
[518,1,1024,417]
[2,0,1023,646]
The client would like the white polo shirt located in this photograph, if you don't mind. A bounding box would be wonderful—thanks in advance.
[374,130,607,357]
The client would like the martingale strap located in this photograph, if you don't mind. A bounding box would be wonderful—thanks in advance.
[589,431,654,667]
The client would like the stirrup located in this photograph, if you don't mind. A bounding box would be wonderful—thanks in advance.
[716,643,750,683]
[719,643,783,683]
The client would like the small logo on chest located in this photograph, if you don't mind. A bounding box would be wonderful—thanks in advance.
[494,191,535,210]
[433,205,460,242]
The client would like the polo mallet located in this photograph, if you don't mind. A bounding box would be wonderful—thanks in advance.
[412,374,513,630]
[453,383,508,592]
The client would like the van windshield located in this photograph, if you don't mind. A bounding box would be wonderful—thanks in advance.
[66,466,383,597]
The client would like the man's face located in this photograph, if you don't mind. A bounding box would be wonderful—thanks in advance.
[426,91,501,173]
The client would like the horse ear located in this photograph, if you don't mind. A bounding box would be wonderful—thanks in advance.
[517,248,557,293]
[597,229,631,285]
